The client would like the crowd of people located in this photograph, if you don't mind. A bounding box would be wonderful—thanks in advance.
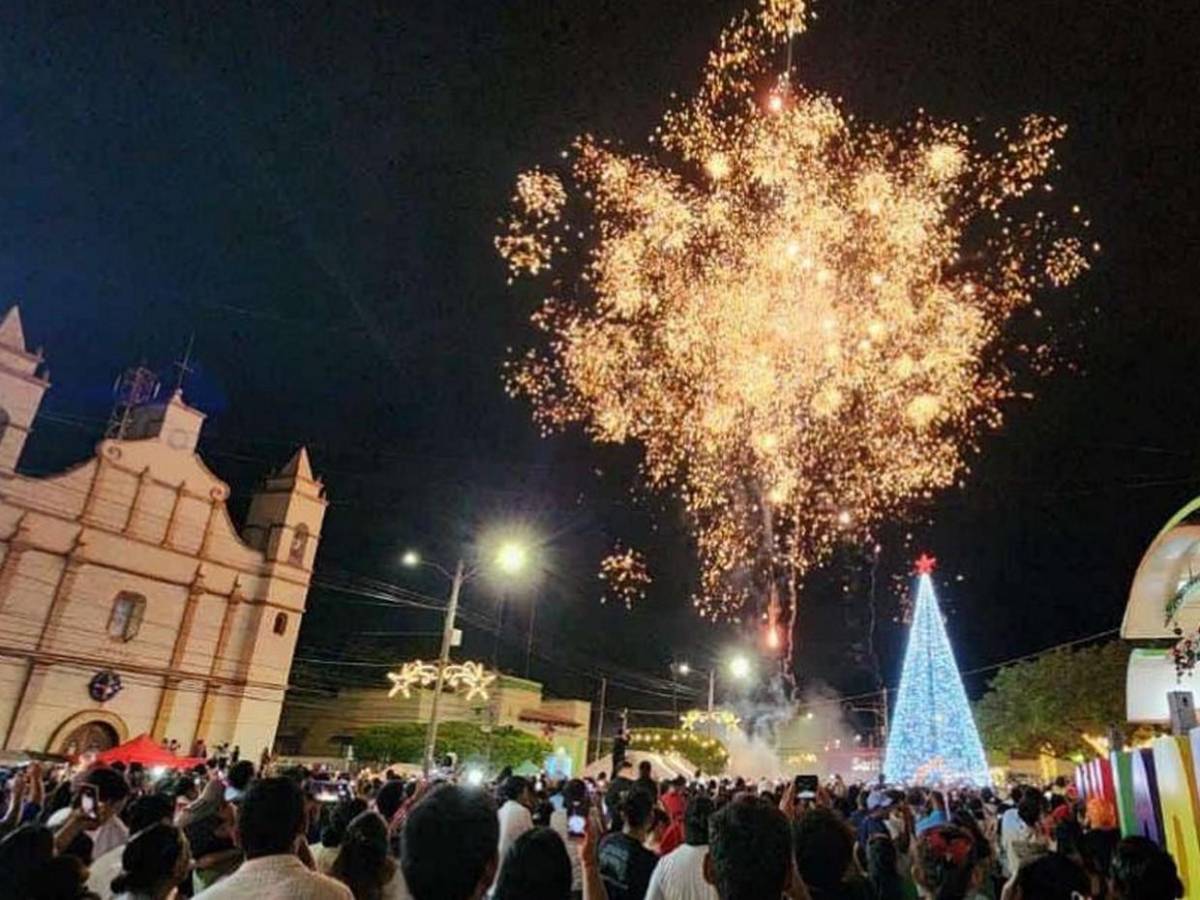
[0,753,1186,900]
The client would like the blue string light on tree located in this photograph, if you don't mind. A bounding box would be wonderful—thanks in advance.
[883,554,991,786]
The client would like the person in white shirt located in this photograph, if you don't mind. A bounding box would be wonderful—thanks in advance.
[88,793,176,899]
[194,777,351,900]
[45,767,132,862]
[646,795,718,900]
[998,787,1026,879]
[493,776,534,885]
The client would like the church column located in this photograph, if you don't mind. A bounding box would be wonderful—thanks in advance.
[191,579,242,746]
[151,569,205,741]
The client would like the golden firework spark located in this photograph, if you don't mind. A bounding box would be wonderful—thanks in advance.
[599,545,652,609]
[497,0,1092,650]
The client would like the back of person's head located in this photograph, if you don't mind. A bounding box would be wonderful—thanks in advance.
[1014,853,1090,900]
[85,765,131,804]
[32,854,89,900]
[619,787,655,830]
[110,823,189,896]
[493,827,572,900]
[793,806,854,890]
[684,795,716,846]
[638,760,653,778]
[499,775,529,803]
[867,835,904,900]
[126,792,176,833]
[914,825,978,900]
[0,824,54,898]
[707,796,793,900]
[227,759,256,790]
[1077,829,1118,883]
[375,779,406,821]
[562,778,586,806]
[1018,791,1047,828]
[323,796,369,847]
[1052,818,1084,858]
[402,785,499,900]
[237,776,305,858]
[1110,836,1184,900]
[332,811,393,900]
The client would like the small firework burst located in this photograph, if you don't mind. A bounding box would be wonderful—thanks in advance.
[599,545,652,609]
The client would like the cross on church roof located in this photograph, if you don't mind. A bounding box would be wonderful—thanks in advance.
[172,333,195,393]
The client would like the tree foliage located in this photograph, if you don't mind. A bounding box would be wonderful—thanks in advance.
[973,641,1133,760]
[353,722,551,770]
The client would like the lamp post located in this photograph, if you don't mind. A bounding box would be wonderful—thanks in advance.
[403,538,530,775]
[674,654,752,739]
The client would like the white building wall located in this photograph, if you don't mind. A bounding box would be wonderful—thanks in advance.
[0,309,327,756]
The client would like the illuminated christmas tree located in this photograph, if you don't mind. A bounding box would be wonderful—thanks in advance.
[883,554,991,786]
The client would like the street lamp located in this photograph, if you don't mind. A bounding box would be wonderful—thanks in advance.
[728,654,752,681]
[401,536,531,774]
[496,541,528,575]
[676,653,753,740]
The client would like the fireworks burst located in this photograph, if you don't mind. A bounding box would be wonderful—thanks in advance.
[497,0,1092,668]
[599,545,652,609]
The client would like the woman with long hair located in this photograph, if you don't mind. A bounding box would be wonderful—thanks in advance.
[314,798,368,875]
[867,834,909,900]
[331,811,405,900]
[110,824,192,900]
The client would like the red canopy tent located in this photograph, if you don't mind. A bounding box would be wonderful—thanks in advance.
[93,734,206,769]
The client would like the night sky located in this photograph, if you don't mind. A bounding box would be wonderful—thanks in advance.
[0,1,1197,730]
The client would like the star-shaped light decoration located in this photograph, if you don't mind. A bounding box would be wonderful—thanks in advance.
[679,708,743,732]
[444,661,497,702]
[914,553,938,576]
[386,660,438,699]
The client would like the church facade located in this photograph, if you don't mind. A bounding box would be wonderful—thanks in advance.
[0,307,327,757]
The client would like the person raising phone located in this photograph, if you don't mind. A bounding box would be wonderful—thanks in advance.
[45,766,132,863]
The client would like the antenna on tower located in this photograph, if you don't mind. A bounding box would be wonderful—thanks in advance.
[105,364,161,440]
[172,333,195,394]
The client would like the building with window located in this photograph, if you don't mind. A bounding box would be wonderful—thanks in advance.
[277,671,592,776]
[0,306,328,757]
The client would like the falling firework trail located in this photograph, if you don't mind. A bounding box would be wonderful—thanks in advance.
[497,0,1093,675]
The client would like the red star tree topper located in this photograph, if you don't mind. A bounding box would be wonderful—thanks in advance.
[914,553,937,575]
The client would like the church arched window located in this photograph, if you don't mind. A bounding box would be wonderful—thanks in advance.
[0,408,9,446]
[273,612,288,635]
[287,524,309,567]
[108,592,146,642]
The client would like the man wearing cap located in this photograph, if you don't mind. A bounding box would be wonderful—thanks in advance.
[856,789,893,859]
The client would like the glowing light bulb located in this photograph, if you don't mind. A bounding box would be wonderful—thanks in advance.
[767,93,784,113]
[728,655,752,679]
[495,542,528,575]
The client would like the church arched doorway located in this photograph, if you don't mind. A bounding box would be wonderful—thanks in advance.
[57,720,119,755]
